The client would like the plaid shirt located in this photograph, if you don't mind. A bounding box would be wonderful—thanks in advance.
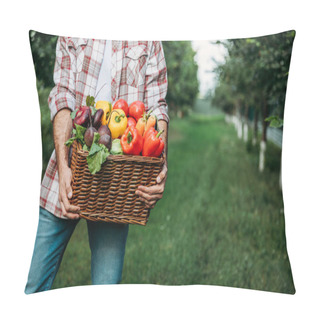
[40,37,169,218]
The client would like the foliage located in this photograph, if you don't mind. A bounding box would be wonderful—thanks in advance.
[212,31,295,127]
[29,31,58,89]
[37,85,54,178]
[163,41,199,116]
[29,31,58,177]
[265,115,284,128]
[211,81,234,114]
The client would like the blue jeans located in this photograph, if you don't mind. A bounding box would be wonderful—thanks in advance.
[25,207,129,294]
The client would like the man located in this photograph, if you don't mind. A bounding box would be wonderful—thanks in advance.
[25,37,169,293]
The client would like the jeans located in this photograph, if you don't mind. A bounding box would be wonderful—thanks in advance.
[25,206,129,294]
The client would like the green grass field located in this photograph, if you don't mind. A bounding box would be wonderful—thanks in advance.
[52,102,295,294]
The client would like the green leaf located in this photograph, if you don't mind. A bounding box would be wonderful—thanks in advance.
[70,109,77,120]
[82,144,89,151]
[89,142,102,156]
[110,139,123,155]
[90,106,97,117]
[65,124,86,147]
[265,115,283,128]
[100,144,110,163]
[86,95,95,107]
[75,124,87,145]
[65,137,76,147]
[87,150,104,175]
[92,132,100,145]
[270,119,283,128]
[86,132,110,174]
[87,142,110,174]
[75,124,87,136]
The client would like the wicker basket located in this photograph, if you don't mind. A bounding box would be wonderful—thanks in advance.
[69,141,164,226]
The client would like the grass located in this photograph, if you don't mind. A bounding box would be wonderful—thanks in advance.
[52,103,295,294]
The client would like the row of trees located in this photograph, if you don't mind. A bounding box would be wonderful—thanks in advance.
[211,31,295,172]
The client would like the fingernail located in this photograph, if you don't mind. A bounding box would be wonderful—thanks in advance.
[68,192,72,199]
[157,177,160,183]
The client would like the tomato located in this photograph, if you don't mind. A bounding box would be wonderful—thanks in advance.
[113,99,129,116]
[127,117,137,128]
[128,101,145,121]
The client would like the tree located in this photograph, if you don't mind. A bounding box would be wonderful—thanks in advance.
[29,31,58,177]
[29,31,58,89]
[162,41,199,117]
[211,31,295,172]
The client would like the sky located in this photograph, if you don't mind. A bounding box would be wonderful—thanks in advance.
[192,40,228,98]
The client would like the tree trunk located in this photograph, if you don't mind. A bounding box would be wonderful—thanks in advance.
[253,108,259,146]
[235,101,242,139]
[279,163,282,190]
[243,102,249,142]
[261,97,268,143]
[259,140,266,172]
[177,110,184,118]
[243,122,248,142]
[259,97,268,172]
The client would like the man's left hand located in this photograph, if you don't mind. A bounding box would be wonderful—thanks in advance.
[135,162,168,209]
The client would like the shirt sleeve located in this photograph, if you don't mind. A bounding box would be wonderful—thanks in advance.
[48,37,76,121]
[144,41,169,123]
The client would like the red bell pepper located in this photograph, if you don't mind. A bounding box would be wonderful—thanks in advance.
[120,127,143,155]
[142,128,164,157]
[143,126,156,143]
[153,138,164,157]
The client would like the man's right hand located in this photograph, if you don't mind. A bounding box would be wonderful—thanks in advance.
[58,166,80,219]
[53,108,80,220]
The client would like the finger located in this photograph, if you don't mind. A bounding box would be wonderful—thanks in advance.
[137,196,148,206]
[136,190,163,202]
[61,191,80,213]
[147,201,157,209]
[137,184,164,194]
[138,197,156,209]
[135,186,164,204]
[60,201,67,216]
[148,200,157,209]
[156,165,168,184]
[136,186,164,196]
[61,201,80,220]
[156,171,167,184]
[66,181,73,199]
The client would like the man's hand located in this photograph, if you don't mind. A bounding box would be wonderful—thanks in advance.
[53,108,80,219]
[58,166,80,219]
[135,161,168,209]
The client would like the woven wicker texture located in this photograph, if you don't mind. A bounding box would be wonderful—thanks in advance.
[70,141,164,225]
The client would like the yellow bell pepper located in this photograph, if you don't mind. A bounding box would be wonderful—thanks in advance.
[96,101,112,126]
[108,109,128,139]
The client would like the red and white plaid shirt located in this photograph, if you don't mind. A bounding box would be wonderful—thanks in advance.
[40,37,169,218]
